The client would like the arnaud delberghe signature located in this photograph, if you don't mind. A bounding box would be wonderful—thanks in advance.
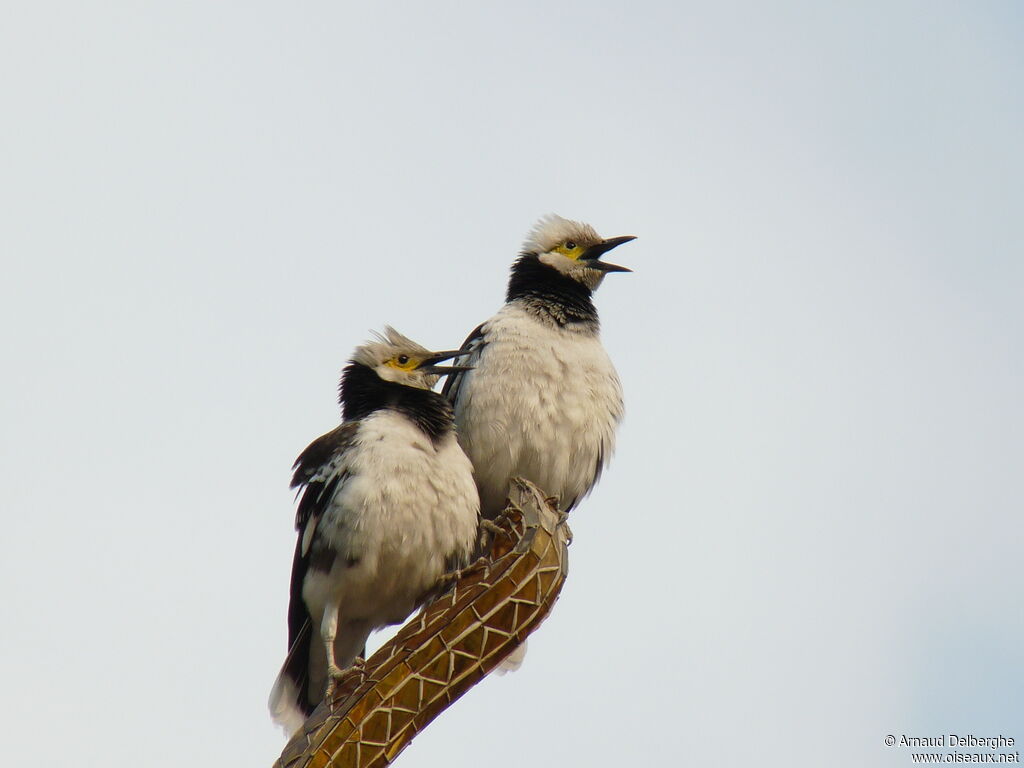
[899,735,1015,749]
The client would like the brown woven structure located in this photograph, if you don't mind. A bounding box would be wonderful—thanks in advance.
[274,478,571,768]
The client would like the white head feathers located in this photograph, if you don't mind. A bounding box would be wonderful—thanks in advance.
[523,214,601,255]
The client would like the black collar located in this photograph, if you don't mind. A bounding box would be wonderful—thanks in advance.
[505,254,600,328]
[338,363,454,443]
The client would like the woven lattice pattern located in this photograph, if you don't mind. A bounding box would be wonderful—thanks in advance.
[274,478,571,768]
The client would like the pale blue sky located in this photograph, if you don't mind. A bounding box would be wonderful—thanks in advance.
[1,2,1021,766]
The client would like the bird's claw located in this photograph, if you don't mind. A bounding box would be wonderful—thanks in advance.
[323,663,345,700]
[480,519,504,535]
[441,556,490,589]
[324,657,366,703]
[477,518,505,551]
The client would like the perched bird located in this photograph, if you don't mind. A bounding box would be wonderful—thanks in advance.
[269,328,480,736]
[444,214,634,521]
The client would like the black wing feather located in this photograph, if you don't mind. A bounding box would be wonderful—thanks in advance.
[441,322,487,403]
[291,422,359,530]
[283,422,359,714]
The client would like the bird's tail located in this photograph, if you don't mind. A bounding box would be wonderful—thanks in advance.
[268,619,314,736]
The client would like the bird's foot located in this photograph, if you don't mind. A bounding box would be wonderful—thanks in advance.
[323,663,345,700]
[477,518,505,551]
[480,519,504,536]
[324,657,366,702]
[440,556,490,590]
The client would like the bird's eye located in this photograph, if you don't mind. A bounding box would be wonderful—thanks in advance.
[564,241,577,250]
[397,354,410,365]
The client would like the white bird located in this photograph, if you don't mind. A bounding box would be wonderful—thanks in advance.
[269,328,480,736]
[444,214,634,521]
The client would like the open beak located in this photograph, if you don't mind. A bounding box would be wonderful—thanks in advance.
[420,349,473,376]
[580,235,636,273]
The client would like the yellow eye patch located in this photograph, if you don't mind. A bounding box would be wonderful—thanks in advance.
[553,241,583,259]
[386,355,419,371]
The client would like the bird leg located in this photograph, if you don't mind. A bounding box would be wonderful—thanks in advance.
[320,602,345,700]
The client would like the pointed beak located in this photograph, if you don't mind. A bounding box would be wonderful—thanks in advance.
[419,349,473,376]
[581,235,636,273]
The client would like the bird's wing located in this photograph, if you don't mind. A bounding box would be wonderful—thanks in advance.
[440,322,487,403]
[291,422,359,534]
[277,421,360,718]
